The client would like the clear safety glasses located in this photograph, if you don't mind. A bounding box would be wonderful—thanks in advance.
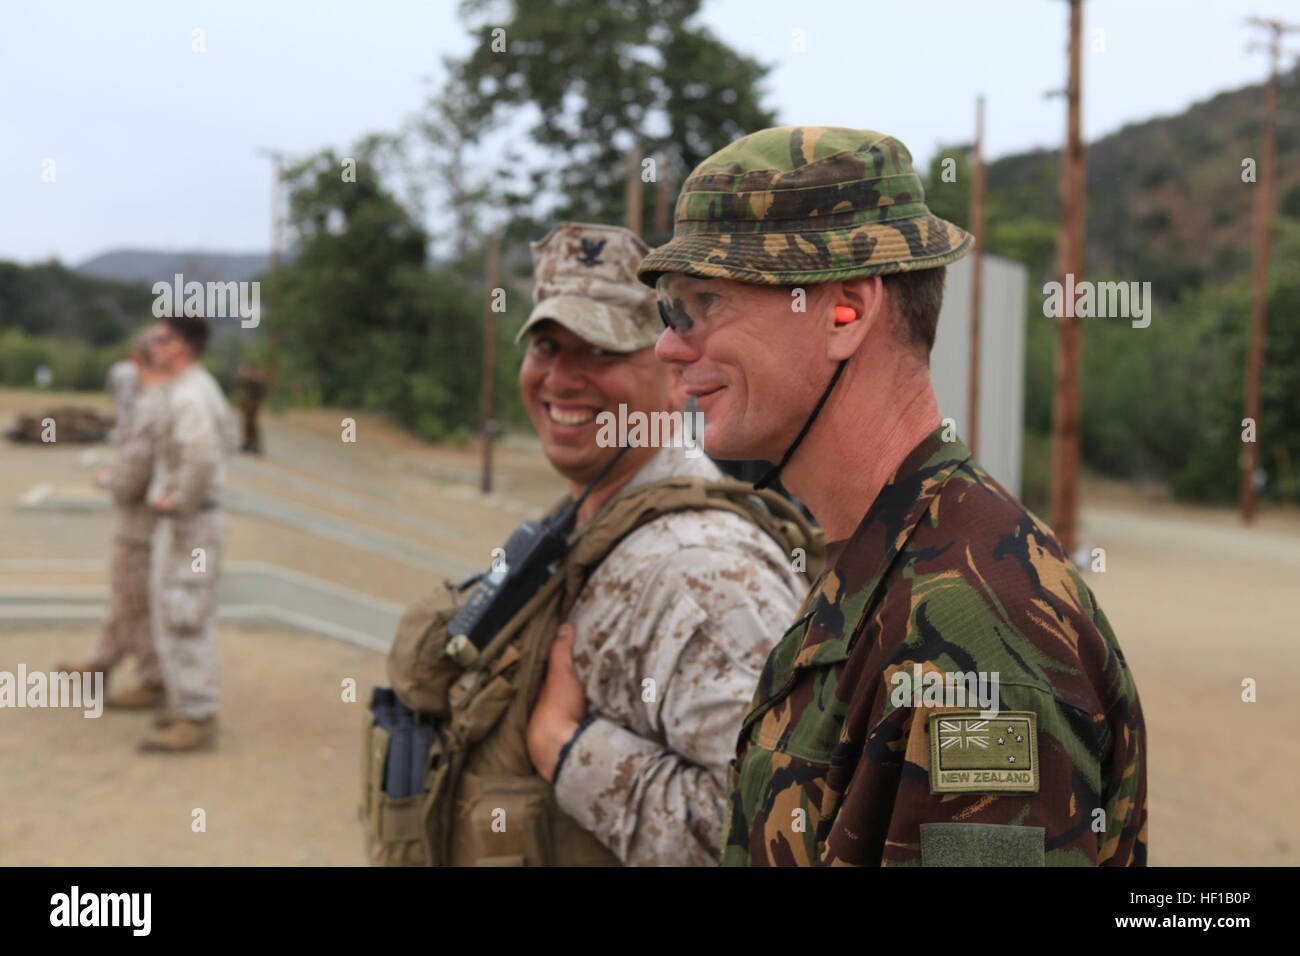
[655,275,719,335]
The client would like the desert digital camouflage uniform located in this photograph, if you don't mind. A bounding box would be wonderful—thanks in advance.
[518,222,807,865]
[88,384,167,687]
[555,443,805,866]
[150,363,236,722]
[106,358,140,445]
[638,127,1148,866]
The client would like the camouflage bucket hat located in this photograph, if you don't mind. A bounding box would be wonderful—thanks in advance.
[638,126,973,287]
[516,222,661,352]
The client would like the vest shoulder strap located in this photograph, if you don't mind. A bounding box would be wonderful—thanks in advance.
[567,477,825,591]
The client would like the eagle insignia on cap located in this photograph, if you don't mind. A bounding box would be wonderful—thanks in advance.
[577,238,607,267]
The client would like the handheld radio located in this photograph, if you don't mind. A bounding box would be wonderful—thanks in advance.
[444,446,629,668]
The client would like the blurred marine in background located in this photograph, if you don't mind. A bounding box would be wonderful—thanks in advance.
[56,325,171,708]
[642,126,1148,866]
[235,362,268,455]
[139,315,237,753]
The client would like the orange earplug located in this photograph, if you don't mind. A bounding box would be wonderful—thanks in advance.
[834,306,856,325]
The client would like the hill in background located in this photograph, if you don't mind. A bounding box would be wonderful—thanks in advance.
[76,249,277,287]
[928,64,1300,297]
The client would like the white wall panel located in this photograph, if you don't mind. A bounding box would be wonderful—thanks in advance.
[930,253,1028,497]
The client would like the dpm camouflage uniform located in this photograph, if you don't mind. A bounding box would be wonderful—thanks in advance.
[638,127,1147,866]
[721,432,1147,866]
[151,364,236,722]
[91,384,167,686]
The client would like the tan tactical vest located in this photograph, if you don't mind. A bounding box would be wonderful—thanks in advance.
[361,477,823,866]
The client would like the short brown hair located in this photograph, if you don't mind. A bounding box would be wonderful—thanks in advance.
[882,266,947,353]
[163,315,210,356]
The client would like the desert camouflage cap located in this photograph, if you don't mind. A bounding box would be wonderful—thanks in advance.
[638,126,973,287]
[516,222,661,352]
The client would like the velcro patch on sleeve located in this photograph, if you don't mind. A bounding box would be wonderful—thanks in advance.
[927,710,1039,794]
[920,823,1046,866]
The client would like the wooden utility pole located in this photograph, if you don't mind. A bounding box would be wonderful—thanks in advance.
[1049,0,1086,556]
[625,145,644,237]
[968,95,986,456]
[1241,17,1299,522]
[479,232,502,493]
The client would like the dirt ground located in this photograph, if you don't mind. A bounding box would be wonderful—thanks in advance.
[0,624,385,866]
[2,389,1297,865]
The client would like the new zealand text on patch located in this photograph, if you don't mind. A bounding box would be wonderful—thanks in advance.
[927,710,1039,794]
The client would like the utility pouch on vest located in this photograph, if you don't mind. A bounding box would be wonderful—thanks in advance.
[361,704,430,866]
[456,773,554,866]
[360,689,460,866]
[387,598,460,717]
[362,595,464,865]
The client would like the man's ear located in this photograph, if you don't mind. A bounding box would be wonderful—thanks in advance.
[825,276,885,360]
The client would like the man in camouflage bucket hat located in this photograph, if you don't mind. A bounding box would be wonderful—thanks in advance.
[514,222,806,865]
[642,127,1148,866]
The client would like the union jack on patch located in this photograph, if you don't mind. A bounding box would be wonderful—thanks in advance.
[928,710,1039,794]
[938,718,989,750]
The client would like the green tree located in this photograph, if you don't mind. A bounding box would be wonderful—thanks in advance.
[266,142,505,440]
[444,0,775,231]
[923,145,971,230]
[412,76,500,267]
[1167,221,1300,503]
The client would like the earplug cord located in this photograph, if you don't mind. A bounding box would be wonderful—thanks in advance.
[754,358,847,491]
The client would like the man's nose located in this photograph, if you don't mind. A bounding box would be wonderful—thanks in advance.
[545,351,588,390]
[655,326,699,365]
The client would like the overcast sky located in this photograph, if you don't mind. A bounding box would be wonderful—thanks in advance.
[3,0,1296,266]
